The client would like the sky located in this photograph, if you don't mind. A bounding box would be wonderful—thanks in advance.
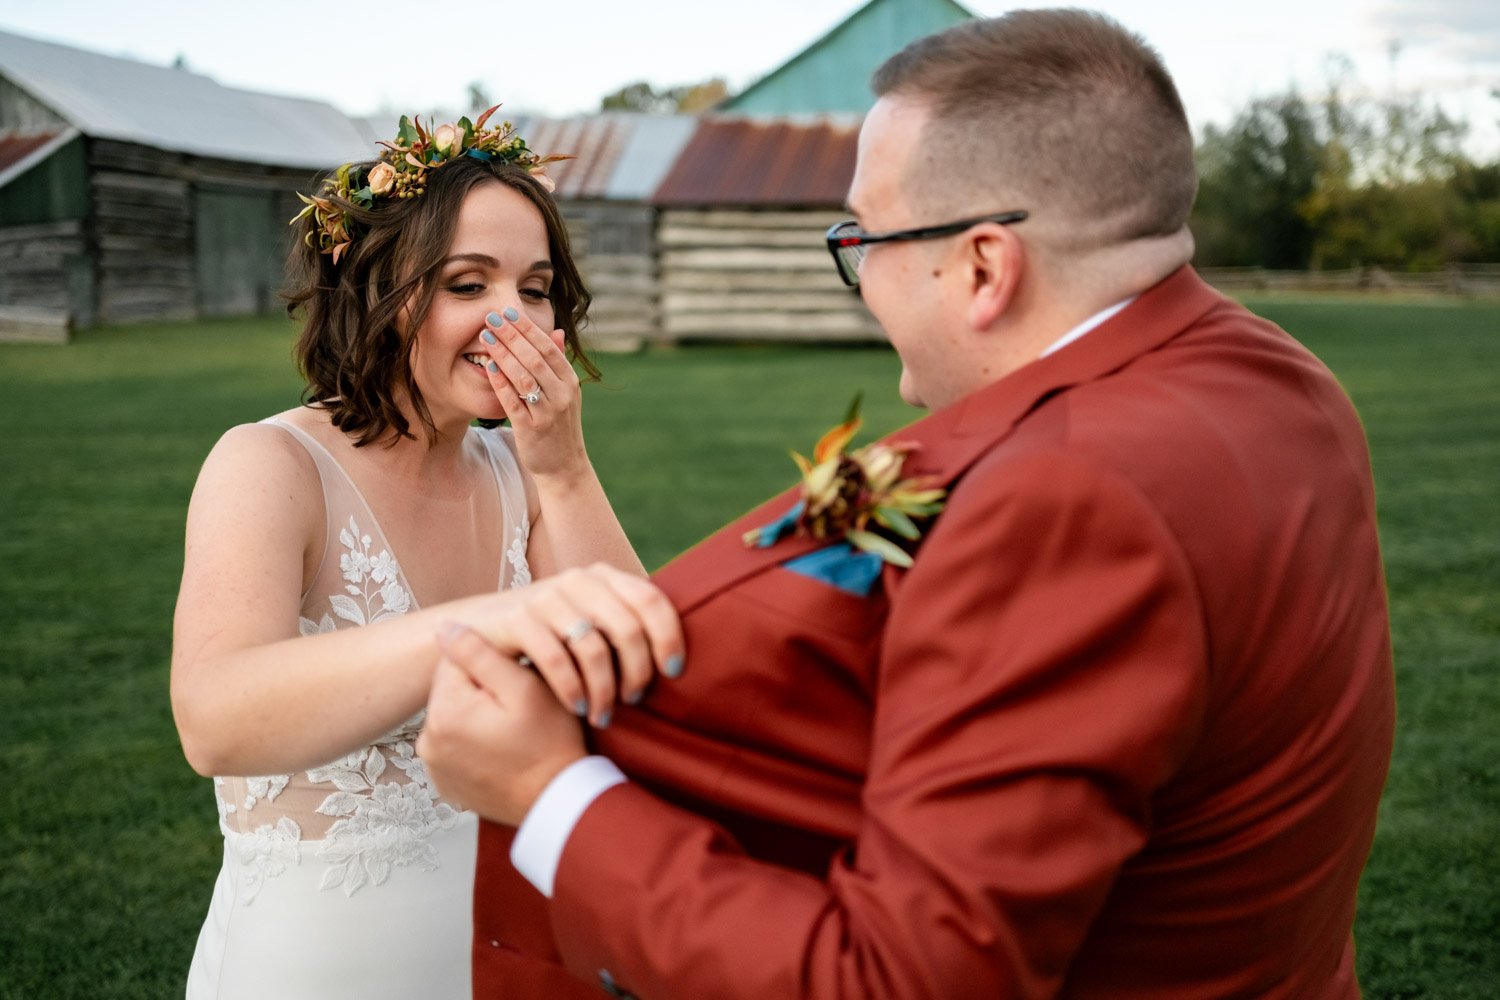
[1,0,1497,155]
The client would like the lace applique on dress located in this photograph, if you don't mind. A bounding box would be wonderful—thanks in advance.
[307,739,461,895]
[210,513,462,902]
[243,774,290,811]
[326,516,412,626]
[235,817,302,903]
[507,516,532,588]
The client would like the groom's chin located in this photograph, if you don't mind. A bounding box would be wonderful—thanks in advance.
[897,370,926,410]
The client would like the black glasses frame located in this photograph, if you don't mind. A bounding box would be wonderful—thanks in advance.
[824,210,1030,287]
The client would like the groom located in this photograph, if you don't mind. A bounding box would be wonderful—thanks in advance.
[421,9,1395,998]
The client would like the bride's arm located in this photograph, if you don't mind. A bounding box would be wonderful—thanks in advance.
[169,423,512,777]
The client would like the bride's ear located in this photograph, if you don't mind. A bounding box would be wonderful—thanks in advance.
[961,224,1023,331]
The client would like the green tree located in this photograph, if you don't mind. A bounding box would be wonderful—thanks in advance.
[1192,94,1323,268]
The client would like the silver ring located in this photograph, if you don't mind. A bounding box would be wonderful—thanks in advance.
[561,618,595,644]
[523,389,542,406]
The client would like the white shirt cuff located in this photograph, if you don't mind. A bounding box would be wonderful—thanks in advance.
[510,755,627,898]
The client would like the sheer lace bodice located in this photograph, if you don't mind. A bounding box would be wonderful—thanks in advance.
[187,417,531,999]
[211,418,530,892]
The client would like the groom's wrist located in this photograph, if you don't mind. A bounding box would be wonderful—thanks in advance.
[511,755,628,898]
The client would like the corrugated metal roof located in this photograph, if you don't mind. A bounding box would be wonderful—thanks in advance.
[345,111,695,202]
[603,115,698,200]
[508,112,697,201]
[651,118,860,207]
[0,29,370,169]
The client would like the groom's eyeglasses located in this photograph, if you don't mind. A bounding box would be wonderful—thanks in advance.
[825,211,1030,288]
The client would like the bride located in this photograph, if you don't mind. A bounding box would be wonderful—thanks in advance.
[172,109,666,998]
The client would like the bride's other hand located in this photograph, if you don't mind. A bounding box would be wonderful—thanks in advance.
[461,563,685,728]
[419,623,584,826]
[478,306,585,481]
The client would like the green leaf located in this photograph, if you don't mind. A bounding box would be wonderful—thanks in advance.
[847,529,913,567]
[396,115,417,145]
[874,507,920,540]
[842,390,864,426]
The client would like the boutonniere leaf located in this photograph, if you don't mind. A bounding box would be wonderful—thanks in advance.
[744,395,946,568]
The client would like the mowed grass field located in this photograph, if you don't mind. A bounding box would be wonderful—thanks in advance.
[1,296,1495,998]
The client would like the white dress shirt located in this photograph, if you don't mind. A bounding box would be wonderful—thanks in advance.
[510,296,1137,897]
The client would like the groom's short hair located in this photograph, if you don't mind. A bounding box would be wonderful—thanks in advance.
[872,8,1197,252]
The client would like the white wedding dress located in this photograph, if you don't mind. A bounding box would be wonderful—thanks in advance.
[185,418,532,999]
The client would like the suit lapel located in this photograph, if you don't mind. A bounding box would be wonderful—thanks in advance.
[654,266,1223,614]
[896,265,1222,482]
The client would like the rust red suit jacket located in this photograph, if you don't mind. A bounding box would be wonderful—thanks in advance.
[472,267,1395,999]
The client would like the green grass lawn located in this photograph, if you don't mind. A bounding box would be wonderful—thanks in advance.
[1,298,1495,997]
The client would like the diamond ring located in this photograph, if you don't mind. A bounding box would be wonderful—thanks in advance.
[562,618,596,644]
[523,389,542,406]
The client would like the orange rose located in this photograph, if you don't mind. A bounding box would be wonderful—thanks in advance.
[433,123,462,157]
[367,161,396,196]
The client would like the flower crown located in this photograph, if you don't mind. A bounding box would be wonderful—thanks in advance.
[291,105,571,264]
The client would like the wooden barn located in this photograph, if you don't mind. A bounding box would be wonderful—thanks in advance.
[651,0,975,343]
[514,113,696,349]
[0,29,371,330]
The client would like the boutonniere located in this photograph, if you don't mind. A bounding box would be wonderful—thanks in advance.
[744,395,946,567]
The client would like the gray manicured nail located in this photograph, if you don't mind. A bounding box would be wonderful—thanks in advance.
[486,311,503,326]
[487,361,499,373]
[594,711,612,729]
[664,654,684,679]
[503,306,520,322]
[573,699,588,717]
[481,330,497,345]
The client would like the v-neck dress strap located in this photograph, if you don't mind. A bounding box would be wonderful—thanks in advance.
[260,415,421,613]
[472,425,532,589]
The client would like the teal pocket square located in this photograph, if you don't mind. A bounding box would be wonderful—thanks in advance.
[783,542,884,596]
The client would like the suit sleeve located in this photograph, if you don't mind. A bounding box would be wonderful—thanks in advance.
[547,450,1210,999]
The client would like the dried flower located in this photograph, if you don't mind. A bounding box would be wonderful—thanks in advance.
[289,104,574,262]
[744,395,946,568]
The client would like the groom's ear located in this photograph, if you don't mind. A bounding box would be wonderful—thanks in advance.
[960,223,1023,331]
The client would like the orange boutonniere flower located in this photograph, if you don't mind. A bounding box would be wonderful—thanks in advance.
[744,395,946,567]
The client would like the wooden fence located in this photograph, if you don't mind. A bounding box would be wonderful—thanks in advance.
[1198,264,1500,298]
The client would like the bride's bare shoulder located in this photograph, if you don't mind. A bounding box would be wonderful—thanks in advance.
[195,410,326,498]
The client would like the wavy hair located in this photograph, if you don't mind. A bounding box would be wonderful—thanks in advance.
[284,156,596,446]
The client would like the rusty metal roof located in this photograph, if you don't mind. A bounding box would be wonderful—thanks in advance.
[509,112,696,201]
[0,127,77,189]
[0,131,60,171]
[650,117,860,207]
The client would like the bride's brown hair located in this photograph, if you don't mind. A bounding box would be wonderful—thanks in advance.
[284,156,596,447]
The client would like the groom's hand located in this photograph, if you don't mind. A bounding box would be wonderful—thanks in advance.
[418,623,586,826]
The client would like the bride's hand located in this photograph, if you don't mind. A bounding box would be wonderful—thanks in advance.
[457,564,685,728]
[478,306,587,482]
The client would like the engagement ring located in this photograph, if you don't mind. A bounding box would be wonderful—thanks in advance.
[562,618,596,644]
[523,389,542,405]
